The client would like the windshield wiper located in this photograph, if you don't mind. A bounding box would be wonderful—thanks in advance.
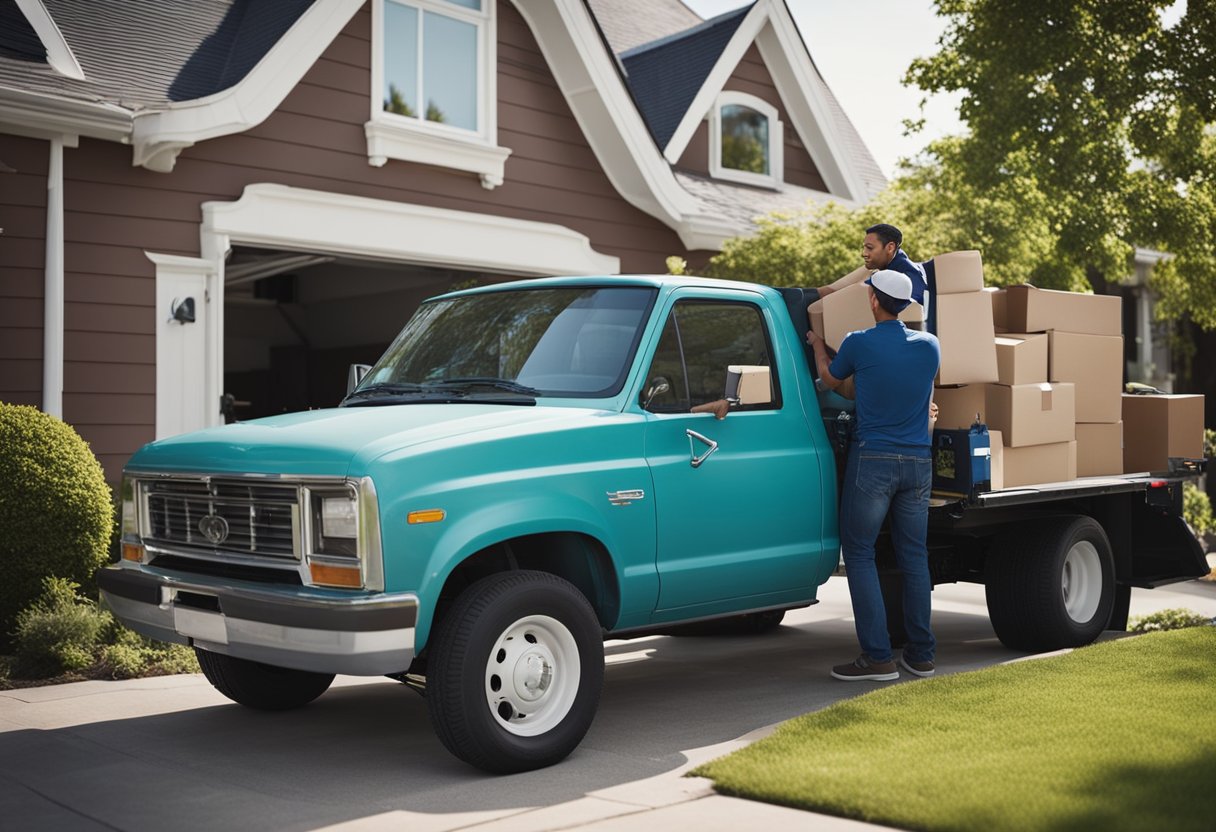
[341,382,424,403]
[425,377,541,397]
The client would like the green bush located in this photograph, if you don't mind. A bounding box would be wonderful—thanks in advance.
[1183,482,1215,536]
[8,577,199,681]
[11,577,109,678]
[0,403,113,651]
[1128,608,1213,633]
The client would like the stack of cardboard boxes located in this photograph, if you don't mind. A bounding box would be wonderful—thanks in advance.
[810,252,1205,490]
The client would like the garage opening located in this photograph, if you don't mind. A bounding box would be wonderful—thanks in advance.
[222,247,506,421]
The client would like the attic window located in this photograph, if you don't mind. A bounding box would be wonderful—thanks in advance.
[366,0,511,188]
[709,92,783,188]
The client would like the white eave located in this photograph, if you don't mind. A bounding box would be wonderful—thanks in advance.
[0,86,130,144]
[130,0,365,172]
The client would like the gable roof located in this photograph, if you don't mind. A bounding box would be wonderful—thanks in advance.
[0,0,886,250]
[585,0,701,55]
[0,0,314,108]
[619,5,751,149]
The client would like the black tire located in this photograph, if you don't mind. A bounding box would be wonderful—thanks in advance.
[426,570,604,774]
[985,516,1115,652]
[195,648,334,710]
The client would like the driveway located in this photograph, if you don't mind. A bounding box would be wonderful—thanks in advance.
[2,575,1213,832]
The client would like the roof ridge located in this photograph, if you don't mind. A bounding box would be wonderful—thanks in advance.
[619,3,753,59]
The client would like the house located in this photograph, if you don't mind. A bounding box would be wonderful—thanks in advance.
[0,0,885,483]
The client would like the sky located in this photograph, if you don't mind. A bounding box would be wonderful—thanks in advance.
[683,0,964,180]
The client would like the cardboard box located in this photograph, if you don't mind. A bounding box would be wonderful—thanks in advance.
[991,440,1078,489]
[930,250,984,294]
[936,291,998,385]
[1004,285,1121,336]
[933,384,989,430]
[1076,422,1123,477]
[985,287,1008,332]
[994,333,1048,385]
[986,382,1076,447]
[808,281,923,351]
[1048,332,1123,423]
[1122,394,1205,473]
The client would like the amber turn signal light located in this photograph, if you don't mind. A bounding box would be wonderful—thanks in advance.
[122,542,144,562]
[408,509,446,525]
[309,562,363,588]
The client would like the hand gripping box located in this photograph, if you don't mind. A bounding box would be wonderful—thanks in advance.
[808,280,923,351]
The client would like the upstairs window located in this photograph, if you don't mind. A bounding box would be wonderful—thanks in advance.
[382,0,483,132]
[368,0,510,188]
[709,91,783,189]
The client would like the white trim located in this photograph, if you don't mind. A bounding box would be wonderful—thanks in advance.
[15,0,85,80]
[756,7,869,202]
[148,253,216,438]
[708,90,783,189]
[662,2,769,165]
[0,88,126,144]
[367,0,510,187]
[129,0,364,172]
[201,184,619,276]
[42,136,65,418]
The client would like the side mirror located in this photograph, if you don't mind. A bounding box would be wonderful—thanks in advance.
[725,365,772,406]
[347,364,372,395]
[642,376,670,410]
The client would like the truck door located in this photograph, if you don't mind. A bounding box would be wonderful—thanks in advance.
[641,294,822,617]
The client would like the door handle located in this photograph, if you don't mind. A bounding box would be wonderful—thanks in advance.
[686,429,718,468]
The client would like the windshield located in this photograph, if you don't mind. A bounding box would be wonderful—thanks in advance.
[347,286,658,403]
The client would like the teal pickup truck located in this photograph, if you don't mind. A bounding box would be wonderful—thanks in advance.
[98,275,1207,773]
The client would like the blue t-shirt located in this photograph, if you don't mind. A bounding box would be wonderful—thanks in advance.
[829,320,940,455]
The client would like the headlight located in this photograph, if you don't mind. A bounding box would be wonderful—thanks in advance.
[120,476,138,537]
[310,489,358,557]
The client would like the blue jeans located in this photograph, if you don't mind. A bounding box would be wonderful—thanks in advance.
[839,447,935,664]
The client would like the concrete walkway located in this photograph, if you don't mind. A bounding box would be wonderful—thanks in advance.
[2,576,1213,832]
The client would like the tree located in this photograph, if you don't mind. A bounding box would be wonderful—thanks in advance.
[907,0,1216,324]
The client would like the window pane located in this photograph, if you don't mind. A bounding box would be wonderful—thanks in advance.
[439,0,481,9]
[644,302,774,411]
[383,2,419,118]
[721,104,769,175]
[423,11,478,130]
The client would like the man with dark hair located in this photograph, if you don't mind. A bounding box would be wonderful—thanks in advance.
[816,224,929,319]
[807,269,940,682]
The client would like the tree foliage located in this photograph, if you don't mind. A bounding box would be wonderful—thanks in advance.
[907,0,1216,324]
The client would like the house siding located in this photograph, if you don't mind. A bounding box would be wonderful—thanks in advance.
[5,1,703,483]
[675,44,826,193]
[0,134,49,410]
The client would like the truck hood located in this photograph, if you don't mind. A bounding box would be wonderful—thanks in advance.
[127,404,604,478]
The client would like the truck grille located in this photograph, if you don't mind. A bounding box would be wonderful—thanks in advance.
[144,479,299,559]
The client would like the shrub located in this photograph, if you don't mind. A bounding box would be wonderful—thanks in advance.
[1128,608,1213,633]
[11,577,109,678]
[1183,482,1215,536]
[0,403,113,651]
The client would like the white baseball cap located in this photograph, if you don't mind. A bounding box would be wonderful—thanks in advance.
[865,269,914,303]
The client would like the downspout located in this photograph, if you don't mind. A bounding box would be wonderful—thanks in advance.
[42,135,65,418]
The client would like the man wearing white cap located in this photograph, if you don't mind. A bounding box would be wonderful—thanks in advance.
[807,270,941,681]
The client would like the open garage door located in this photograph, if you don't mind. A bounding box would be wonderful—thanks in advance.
[222,248,501,421]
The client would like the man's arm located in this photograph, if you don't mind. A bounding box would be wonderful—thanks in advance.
[806,330,844,390]
[815,264,871,299]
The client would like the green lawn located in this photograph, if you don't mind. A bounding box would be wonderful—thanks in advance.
[693,628,1216,832]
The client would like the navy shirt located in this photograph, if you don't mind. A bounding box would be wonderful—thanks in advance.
[829,320,940,455]
[888,249,928,306]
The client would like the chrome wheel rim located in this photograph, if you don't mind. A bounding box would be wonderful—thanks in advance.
[1062,540,1103,623]
[485,614,580,737]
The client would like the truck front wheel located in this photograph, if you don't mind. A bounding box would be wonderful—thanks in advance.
[426,570,604,773]
[195,649,334,710]
[985,516,1115,652]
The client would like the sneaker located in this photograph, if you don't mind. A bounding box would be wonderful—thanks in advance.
[831,654,899,681]
[899,654,935,677]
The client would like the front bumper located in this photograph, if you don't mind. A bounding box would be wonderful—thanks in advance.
[97,565,418,676]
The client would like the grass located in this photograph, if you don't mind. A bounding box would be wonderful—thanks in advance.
[693,628,1216,832]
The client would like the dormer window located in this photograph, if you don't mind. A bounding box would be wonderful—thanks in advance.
[709,91,783,188]
[367,0,511,189]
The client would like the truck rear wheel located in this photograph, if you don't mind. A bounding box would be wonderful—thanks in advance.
[195,649,334,710]
[426,570,604,774]
[985,516,1115,652]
